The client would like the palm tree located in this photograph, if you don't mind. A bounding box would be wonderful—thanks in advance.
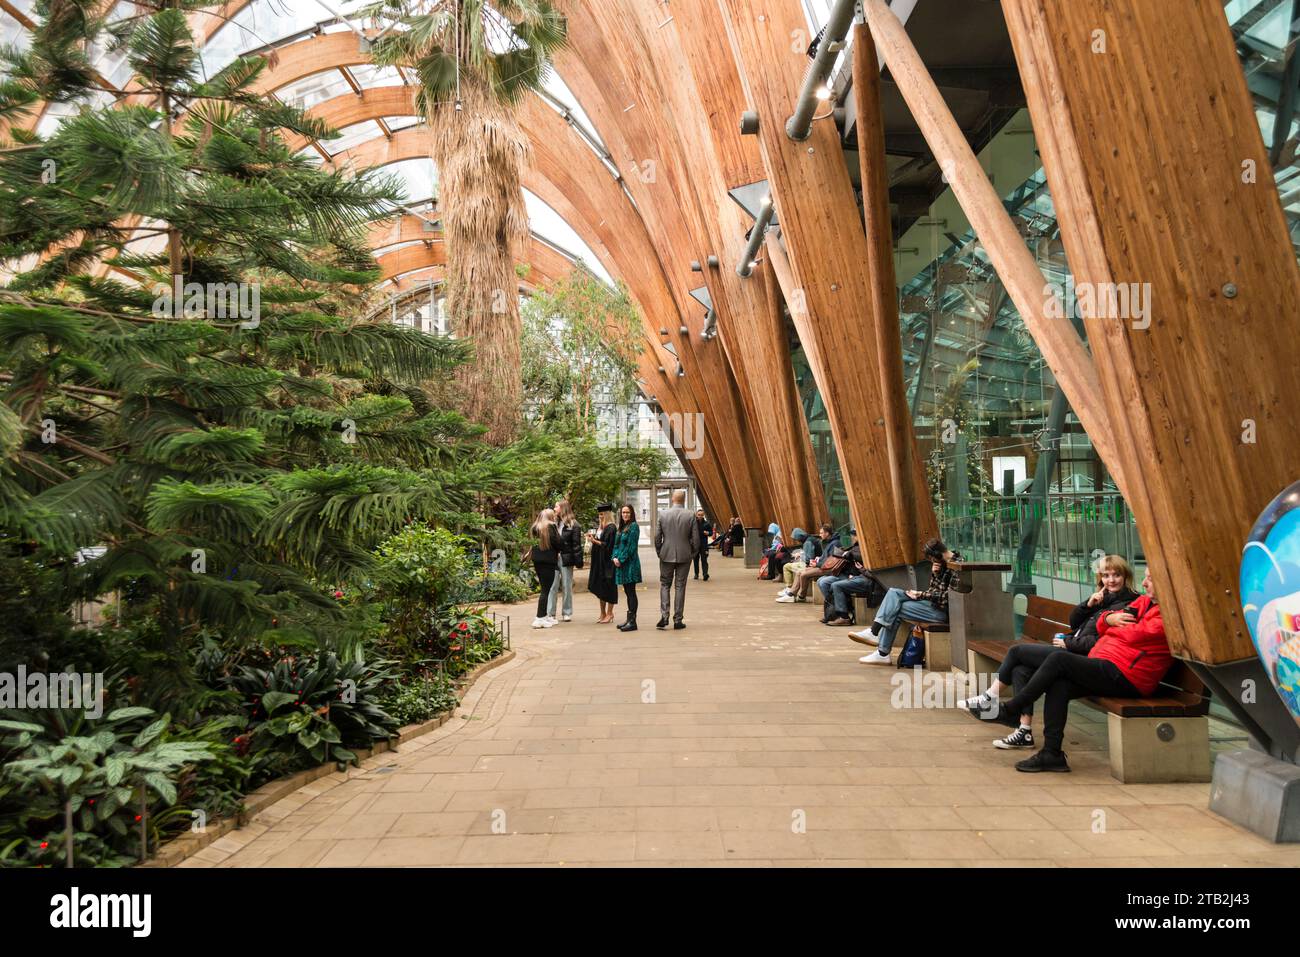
[364,0,568,445]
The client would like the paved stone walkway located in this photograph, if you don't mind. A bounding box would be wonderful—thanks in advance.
[181,549,1300,867]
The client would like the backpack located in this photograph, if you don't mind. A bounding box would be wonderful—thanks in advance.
[896,626,926,669]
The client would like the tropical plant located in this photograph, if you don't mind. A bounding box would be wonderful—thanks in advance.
[227,653,396,773]
[364,0,569,444]
[0,706,215,867]
[371,522,473,657]
[378,671,460,725]
[0,2,512,658]
[520,270,643,430]
[462,569,531,604]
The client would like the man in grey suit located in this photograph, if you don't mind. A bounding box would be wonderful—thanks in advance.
[654,489,701,630]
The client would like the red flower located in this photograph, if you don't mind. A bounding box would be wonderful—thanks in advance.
[333,590,344,599]
[458,622,469,632]
[134,815,142,822]
[39,841,48,849]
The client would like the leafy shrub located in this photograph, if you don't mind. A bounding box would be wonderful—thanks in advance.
[378,673,459,726]
[438,607,506,677]
[462,571,531,604]
[372,523,471,658]
[0,706,215,867]
[227,653,396,775]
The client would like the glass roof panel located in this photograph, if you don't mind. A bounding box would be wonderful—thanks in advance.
[276,70,355,111]
[324,120,385,156]
[198,0,339,79]
[386,158,440,205]
[522,190,613,285]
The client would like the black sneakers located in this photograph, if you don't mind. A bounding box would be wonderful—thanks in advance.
[994,726,1034,750]
[1015,749,1071,773]
[655,617,669,629]
[673,622,686,630]
[966,697,1020,728]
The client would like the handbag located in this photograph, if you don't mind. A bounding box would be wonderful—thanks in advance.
[820,554,847,575]
[757,555,770,580]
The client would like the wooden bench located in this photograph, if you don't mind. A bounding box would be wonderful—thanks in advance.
[966,594,1211,783]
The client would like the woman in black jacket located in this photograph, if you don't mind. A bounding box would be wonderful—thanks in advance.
[585,503,619,624]
[959,555,1139,749]
[527,509,561,629]
[547,499,583,622]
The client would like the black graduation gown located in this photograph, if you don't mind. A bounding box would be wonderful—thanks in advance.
[587,524,619,604]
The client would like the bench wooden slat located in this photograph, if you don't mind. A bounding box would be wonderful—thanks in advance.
[1026,594,1073,627]
[1020,616,1061,644]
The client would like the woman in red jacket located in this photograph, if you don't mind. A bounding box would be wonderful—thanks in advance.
[966,568,1173,773]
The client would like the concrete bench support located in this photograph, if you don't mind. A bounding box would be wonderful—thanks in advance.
[947,561,1012,672]
[1107,713,1211,784]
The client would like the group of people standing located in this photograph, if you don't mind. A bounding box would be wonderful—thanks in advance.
[525,491,716,633]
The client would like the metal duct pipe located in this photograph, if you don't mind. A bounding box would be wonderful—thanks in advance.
[785,0,857,140]
[786,0,920,141]
[736,199,775,277]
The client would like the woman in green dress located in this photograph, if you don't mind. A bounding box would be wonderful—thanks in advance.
[612,504,643,632]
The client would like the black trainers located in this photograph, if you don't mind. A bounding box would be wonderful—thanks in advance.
[1015,749,1071,773]
[655,617,668,629]
[966,697,1020,728]
[994,726,1034,750]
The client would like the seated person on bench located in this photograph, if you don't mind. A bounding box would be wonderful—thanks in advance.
[771,527,803,582]
[816,529,868,624]
[857,538,959,664]
[959,554,1139,750]
[777,523,834,603]
[965,567,1172,773]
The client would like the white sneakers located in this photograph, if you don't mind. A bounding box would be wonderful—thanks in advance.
[562,615,572,622]
[775,594,796,603]
[531,616,556,629]
[859,650,892,665]
[849,628,878,645]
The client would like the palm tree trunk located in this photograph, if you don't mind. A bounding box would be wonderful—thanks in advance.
[430,79,530,445]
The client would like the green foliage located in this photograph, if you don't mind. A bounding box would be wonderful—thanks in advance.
[363,0,568,109]
[461,570,532,604]
[226,653,396,773]
[377,672,459,726]
[0,705,215,867]
[497,424,669,522]
[371,523,472,657]
[520,272,642,428]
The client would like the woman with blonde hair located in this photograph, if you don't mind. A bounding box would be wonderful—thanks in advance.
[527,508,560,629]
[960,553,1139,750]
[586,502,618,623]
[548,498,582,622]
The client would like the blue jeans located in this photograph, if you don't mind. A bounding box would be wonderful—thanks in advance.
[874,586,948,654]
[547,564,574,618]
[816,574,870,617]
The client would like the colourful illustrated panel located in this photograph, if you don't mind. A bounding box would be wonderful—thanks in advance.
[1241,481,1300,723]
